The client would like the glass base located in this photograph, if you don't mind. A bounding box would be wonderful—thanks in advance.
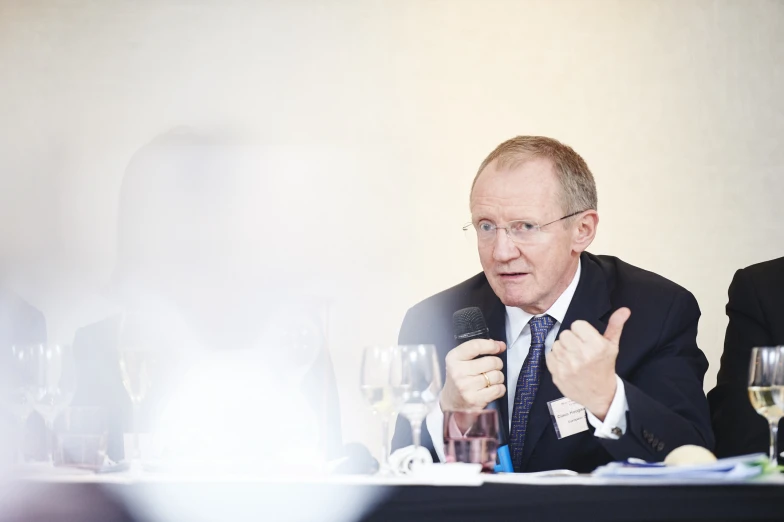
[128,459,144,475]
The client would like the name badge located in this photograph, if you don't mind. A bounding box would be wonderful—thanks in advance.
[547,396,589,439]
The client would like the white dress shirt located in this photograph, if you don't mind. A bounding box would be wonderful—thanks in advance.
[425,260,629,463]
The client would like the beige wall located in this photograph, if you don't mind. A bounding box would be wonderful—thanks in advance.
[2,0,784,454]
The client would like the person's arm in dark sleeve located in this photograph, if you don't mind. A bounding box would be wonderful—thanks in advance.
[708,268,772,457]
[598,290,714,461]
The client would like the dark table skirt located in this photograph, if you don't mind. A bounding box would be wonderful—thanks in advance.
[1,480,783,522]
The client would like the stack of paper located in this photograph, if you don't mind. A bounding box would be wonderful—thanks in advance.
[592,453,770,481]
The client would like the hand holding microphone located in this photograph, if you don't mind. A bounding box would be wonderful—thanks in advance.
[446,307,513,473]
[442,307,507,412]
[440,338,506,411]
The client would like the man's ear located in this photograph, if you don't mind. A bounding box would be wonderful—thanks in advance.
[572,210,598,253]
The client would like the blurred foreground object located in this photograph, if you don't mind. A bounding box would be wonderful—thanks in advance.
[664,445,717,466]
[72,128,342,469]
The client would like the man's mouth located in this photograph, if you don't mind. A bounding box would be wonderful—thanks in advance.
[499,272,529,280]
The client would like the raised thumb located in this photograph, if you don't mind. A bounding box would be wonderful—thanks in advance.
[604,307,631,345]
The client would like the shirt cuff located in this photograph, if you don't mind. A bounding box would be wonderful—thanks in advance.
[425,397,447,462]
[586,375,628,440]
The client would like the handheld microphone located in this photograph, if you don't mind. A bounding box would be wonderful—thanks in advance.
[452,307,489,343]
[452,307,514,473]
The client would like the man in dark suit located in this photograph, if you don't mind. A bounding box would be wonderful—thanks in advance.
[391,136,713,473]
[708,257,784,459]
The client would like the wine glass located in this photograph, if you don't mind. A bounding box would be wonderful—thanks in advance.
[360,346,399,474]
[118,335,156,473]
[390,344,442,457]
[0,345,35,463]
[23,344,77,465]
[748,346,784,466]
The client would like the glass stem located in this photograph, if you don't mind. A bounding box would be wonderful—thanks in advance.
[16,417,28,464]
[132,403,141,464]
[411,419,423,449]
[770,419,779,466]
[379,417,391,471]
[44,418,55,465]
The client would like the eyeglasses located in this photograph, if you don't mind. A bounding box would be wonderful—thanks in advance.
[462,210,587,244]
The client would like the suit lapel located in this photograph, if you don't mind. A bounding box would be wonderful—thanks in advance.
[520,253,612,470]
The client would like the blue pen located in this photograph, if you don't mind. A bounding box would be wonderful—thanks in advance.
[495,445,514,473]
[488,401,514,473]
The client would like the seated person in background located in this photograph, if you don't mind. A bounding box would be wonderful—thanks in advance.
[72,129,342,466]
[391,136,713,473]
[0,287,47,464]
[0,286,47,351]
[708,257,784,459]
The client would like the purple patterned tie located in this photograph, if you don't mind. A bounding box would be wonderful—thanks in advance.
[509,314,555,471]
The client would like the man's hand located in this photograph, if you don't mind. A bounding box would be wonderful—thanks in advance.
[440,339,506,411]
[545,308,631,421]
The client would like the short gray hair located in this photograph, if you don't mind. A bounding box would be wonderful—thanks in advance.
[472,136,598,214]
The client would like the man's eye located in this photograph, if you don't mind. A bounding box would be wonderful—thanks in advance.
[478,222,494,233]
[511,221,537,232]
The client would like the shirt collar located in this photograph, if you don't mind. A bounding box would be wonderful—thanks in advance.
[505,259,582,343]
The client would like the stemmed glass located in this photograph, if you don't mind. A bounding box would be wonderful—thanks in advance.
[23,344,77,465]
[390,344,442,458]
[748,346,784,466]
[118,315,157,473]
[360,346,399,475]
[0,345,35,463]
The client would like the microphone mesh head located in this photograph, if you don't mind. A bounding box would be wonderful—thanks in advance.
[452,307,489,341]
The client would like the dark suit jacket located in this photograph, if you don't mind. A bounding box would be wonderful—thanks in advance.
[72,308,344,462]
[391,252,713,473]
[708,257,784,459]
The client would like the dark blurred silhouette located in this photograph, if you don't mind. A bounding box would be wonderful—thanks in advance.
[70,128,343,463]
[709,256,784,460]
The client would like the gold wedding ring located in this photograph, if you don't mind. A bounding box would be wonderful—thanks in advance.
[482,371,492,388]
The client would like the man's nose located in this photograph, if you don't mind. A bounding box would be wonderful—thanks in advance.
[492,228,521,263]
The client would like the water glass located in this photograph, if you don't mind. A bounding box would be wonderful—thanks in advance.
[23,344,77,465]
[443,409,499,472]
[54,407,109,470]
[0,345,35,463]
